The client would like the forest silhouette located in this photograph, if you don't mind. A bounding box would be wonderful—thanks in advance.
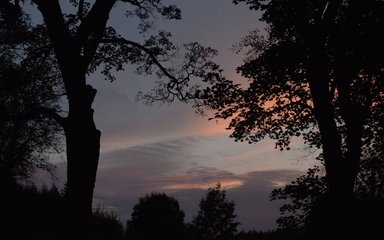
[1,0,384,239]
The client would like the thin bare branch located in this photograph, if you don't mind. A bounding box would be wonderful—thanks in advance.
[101,37,179,83]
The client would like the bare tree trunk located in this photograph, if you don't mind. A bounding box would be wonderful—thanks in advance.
[307,42,344,196]
[31,1,115,238]
[306,38,353,238]
[62,75,101,239]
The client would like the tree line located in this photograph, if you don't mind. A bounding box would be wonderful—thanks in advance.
[3,172,383,239]
[1,0,383,239]
[1,183,242,240]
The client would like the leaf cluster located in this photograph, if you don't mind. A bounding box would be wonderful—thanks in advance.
[270,166,326,230]
[0,8,63,182]
[198,0,384,154]
[272,153,384,230]
[125,0,180,19]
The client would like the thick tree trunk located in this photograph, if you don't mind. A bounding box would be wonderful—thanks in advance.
[64,121,100,238]
[31,1,116,238]
[306,40,354,238]
[334,53,365,198]
[62,75,101,238]
[307,44,344,197]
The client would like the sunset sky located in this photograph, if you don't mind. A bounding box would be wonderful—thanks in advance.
[38,0,320,231]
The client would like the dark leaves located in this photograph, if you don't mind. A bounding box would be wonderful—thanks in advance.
[124,0,182,32]
[161,5,181,20]
[0,10,63,181]
[270,166,327,229]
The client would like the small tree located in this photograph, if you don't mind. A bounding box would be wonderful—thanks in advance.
[126,192,186,240]
[192,184,239,240]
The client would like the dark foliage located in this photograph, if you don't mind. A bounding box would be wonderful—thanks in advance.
[126,192,186,240]
[271,157,384,239]
[192,184,239,240]
[199,0,384,155]
[0,183,66,240]
[0,2,63,184]
[270,165,326,230]
[0,182,125,240]
[196,1,384,238]
[93,206,124,240]
[235,229,304,240]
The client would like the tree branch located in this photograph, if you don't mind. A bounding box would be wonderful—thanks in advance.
[76,0,117,69]
[2,107,67,129]
[37,107,67,128]
[113,38,191,100]
[101,37,178,83]
[31,0,71,66]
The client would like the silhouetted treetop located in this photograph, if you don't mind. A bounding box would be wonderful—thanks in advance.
[192,184,239,240]
[126,192,185,240]
[200,0,384,149]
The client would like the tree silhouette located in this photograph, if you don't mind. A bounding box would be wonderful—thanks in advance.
[271,156,384,238]
[196,0,384,238]
[0,5,62,186]
[126,192,186,240]
[1,1,220,238]
[192,184,239,240]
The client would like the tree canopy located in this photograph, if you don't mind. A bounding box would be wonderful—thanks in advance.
[196,0,384,238]
[0,6,62,184]
[126,192,185,240]
[192,184,239,240]
[200,0,384,154]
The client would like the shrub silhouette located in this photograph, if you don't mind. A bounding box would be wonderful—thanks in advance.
[93,205,124,240]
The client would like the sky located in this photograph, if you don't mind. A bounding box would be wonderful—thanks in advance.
[35,0,319,231]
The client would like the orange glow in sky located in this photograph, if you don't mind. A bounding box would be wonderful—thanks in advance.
[163,179,244,190]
